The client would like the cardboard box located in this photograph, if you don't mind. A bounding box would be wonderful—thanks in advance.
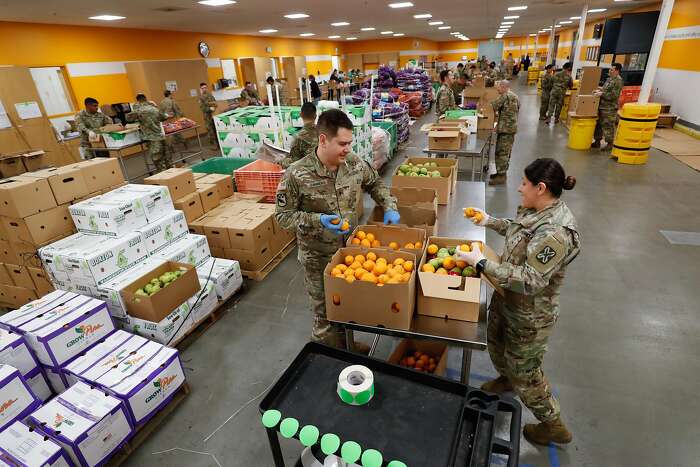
[324,247,416,330]
[136,210,188,255]
[69,195,149,237]
[63,330,141,386]
[210,246,224,258]
[0,328,40,377]
[223,241,274,271]
[206,210,274,251]
[144,167,196,199]
[174,192,204,224]
[28,266,54,296]
[20,150,48,172]
[0,365,41,432]
[369,205,438,237]
[0,177,56,218]
[0,264,12,285]
[391,186,438,212]
[0,155,26,178]
[5,264,34,290]
[0,290,78,331]
[392,166,452,205]
[2,204,75,247]
[199,173,234,199]
[404,157,458,192]
[71,158,125,193]
[23,166,89,205]
[153,234,211,268]
[387,338,448,376]
[188,276,218,323]
[193,172,208,180]
[196,258,243,301]
[417,236,500,322]
[571,94,600,117]
[579,66,602,95]
[346,225,425,257]
[0,421,73,466]
[105,184,175,223]
[0,222,7,242]
[117,302,193,346]
[0,285,38,309]
[428,128,462,151]
[196,183,221,213]
[29,382,133,467]
[188,216,207,235]
[0,241,41,268]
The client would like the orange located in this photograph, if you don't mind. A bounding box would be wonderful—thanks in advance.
[360,239,371,247]
[337,264,348,272]
[427,244,439,255]
[356,231,367,240]
[362,260,376,271]
[330,218,340,225]
[351,238,361,245]
[345,275,356,284]
[344,255,355,266]
[354,268,368,280]
[341,221,350,231]
[373,263,388,275]
[386,268,397,278]
[371,240,381,248]
[403,261,414,272]
[455,260,467,269]
[442,257,455,270]
[331,268,342,277]
[354,255,366,264]
[436,268,448,275]
[404,242,415,249]
[401,272,411,282]
[464,207,476,217]
[388,241,399,250]
[393,258,405,266]
[473,212,483,223]
[414,241,423,249]
[349,261,362,270]
[366,233,375,243]
[376,257,387,265]
[366,251,377,261]
[387,276,401,284]
[361,273,378,283]
[345,269,355,277]
[459,244,471,252]
[378,274,389,284]
[422,264,435,273]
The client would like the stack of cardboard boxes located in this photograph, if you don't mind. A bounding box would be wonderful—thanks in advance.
[0,150,48,178]
[0,158,126,309]
[462,80,499,131]
[567,66,603,127]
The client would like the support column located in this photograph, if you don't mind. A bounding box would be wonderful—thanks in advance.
[535,33,540,63]
[639,0,674,103]
[546,20,557,66]
[572,4,588,77]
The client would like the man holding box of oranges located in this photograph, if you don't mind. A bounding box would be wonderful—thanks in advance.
[275,109,399,350]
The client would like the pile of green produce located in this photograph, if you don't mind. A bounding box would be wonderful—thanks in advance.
[134,268,187,298]
[396,162,442,177]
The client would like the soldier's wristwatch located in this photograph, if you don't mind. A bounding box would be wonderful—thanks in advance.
[476,259,488,274]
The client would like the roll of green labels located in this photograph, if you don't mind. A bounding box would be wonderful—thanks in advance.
[337,365,375,406]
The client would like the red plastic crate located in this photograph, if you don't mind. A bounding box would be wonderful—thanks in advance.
[619,86,641,107]
[234,159,284,203]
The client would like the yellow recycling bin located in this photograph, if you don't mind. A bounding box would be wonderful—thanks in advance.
[612,103,661,164]
[567,117,597,150]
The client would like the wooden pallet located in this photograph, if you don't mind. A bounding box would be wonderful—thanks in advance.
[106,383,191,467]
[242,239,297,281]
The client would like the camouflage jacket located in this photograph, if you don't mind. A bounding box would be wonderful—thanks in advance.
[541,73,554,94]
[599,74,623,111]
[450,80,466,98]
[240,88,261,104]
[493,90,520,134]
[435,84,457,117]
[159,97,183,118]
[551,70,573,96]
[282,123,318,168]
[275,151,397,256]
[126,103,167,141]
[199,92,217,116]
[484,200,580,318]
[75,110,112,145]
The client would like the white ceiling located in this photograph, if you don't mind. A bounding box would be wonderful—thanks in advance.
[0,0,656,42]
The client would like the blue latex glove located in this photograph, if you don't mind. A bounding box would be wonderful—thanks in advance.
[383,209,401,225]
[320,214,348,235]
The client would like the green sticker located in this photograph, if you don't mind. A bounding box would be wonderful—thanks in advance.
[320,433,340,456]
[361,449,383,467]
[279,418,299,439]
[298,425,319,447]
[261,410,281,429]
[387,461,407,467]
[341,441,362,464]
[355,385,373,405]
[339,388,354,404]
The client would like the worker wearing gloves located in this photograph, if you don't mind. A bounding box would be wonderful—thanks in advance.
[198,82,218,147]
[490,80,520,186]
[539,65,554,121]
[127,94,171,171]
[547,62,574,124]
[240,82,262,106]
[435,70,457,120]
[457,158,580,446]
[275,109,398,350]
[592,62,624,151]
[160,89,187,150]
[75,97,113,159]
[281,102,318,168]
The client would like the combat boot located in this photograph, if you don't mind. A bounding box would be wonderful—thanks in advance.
[523,418,573,445]
[601,144,613,152]
[489,174,506,186]
[590,140,601,148]
[480,376,513,394]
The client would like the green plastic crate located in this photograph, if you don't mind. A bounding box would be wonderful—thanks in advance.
[191,157,255,175]
[444,109,478,119]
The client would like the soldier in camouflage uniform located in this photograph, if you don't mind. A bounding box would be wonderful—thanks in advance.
[275,109,399,349]
[486,63,498,87]
[490,80,520,185]
[539,65,555,121]
[456,158,580,446]
[126,94,171,172]
[159,90,187,150]
[75,97,113,159]
[240,82,262,105]
[592,62,624,151]
[198,83,218,147]
[479,56,488,71]
[281,102,318,168]
[435,70,458,120]
[547,62,574,124]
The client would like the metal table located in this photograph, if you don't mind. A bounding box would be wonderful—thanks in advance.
[85,125,204,181]
[422,129,493,182]
[333,181,491,386]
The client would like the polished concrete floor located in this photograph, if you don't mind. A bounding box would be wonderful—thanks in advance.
[125,79,700,467]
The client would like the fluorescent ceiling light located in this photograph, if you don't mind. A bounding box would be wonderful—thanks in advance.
[414,14,432,19]
[299,33,315,37]
[504,15,520,19]
[285,13,309,19]
[380,31,394,35]
[328,35,341,38]
[347,37,357,40]
[389,2,414,8]
[508,6,528,11]
[428,21,443,25]
[570,16,581,19]
[393,33,405,36]
[438,26,451,29]
[559,20,573,24]
[450,32,460,35]
[331,21,350,26]
[501,21,515,25]
[588,8,607,12]
[529,33,537,36]
[198,0,236,5]
[259,29,278,33]
[89,15,125,20]
[462,37,470,41]
[361,27,376,31]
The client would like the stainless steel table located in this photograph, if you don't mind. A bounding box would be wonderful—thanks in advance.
[333,181,491,386]
[422,129,493,182]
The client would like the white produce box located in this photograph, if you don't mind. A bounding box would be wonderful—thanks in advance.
[115,302,193,346]
[153,234,211,268]
[0,328,40,376]
[25,366,53,402]
[0,365,41,432]
[105,184,174,222]
[68,196,148,237]
[0,291,79,333]
[196,258,243,301]
[0,421,73,467]
[136,210,188,255]
[188,277,217,323]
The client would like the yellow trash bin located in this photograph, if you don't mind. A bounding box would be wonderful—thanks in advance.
[567,117,598,150]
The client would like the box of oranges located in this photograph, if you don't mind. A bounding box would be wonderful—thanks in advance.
[324,247,417,330]
[387,338,448,376]
[417,237,500,322]
[346,225,426,257]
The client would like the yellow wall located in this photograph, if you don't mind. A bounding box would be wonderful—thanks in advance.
[307,61,333,75]
[68,74,134,107]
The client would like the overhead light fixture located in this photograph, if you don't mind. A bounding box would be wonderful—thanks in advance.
[347,37,358,40]
[361,27,376,31]
[285,13,309,19]
[450,32,460,35]
[508,6,528,11]
[198,0,236,5]
[438,26,451,29]
[588,8,607,12]
[413,14,432,19]
[331,21,350,26]
[559,20,573,24]
[389,2,414,8]
[328,35,341,38]
[393,33,405,36]
[462,37,470,41]
[88,14,125,21]
[529,33,537,36]
[380,31,394,35]
[570,16,581,19]
[428,21,443,25]
[299,32,315,37]
[501,21,515,25]
[259,29,278,33]
[504,15,520,19]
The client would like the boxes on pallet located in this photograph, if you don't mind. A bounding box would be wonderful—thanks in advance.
[144,167,196,200]
[69,196,149,237]
[23,166,89,205]
[174,192,204,224]
[153,234,211,268]
[0,365,41,431]
[70,158,125,193]
[136,210,188,255]
[106,184,174,223]
[0,421,73,466]
[0,177,56,218]
[196,183,221,213]
[116,302,193,346]
[29,381,133,467]
[198,174,234,199]
[2,204,76,247]
[196,258,243,301]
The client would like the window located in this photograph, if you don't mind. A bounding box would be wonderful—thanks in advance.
[29,67,74,117]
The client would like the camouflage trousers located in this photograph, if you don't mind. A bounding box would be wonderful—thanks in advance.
[594,108,618,145]
[487,296,561,422]
[539,93,550,119]
[300,249,346,348]
[495,133,515,175]
[166,132,187,152]
[547,90,565,122]
[147,140,172,172]
[204,113,218,146]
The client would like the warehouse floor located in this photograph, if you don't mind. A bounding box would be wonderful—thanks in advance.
[125,79,700,467]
